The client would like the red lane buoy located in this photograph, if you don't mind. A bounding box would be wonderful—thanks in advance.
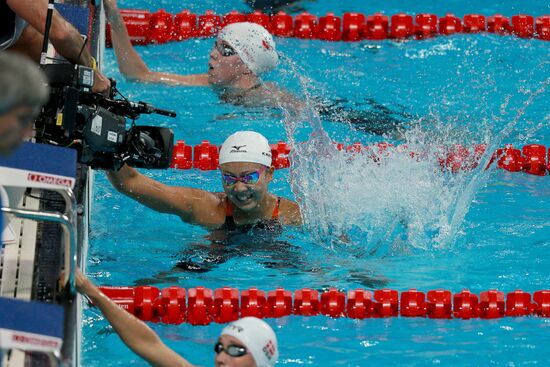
[415,14,437,39]
[400,289,427,317]
[213,287,240,323]
[533,290,550,317]
[453,290,479,319]
[463,14,486,33]
[479,290,505,319]
[193,140,219,170]
[390,13,414,39]
[427,290,452,319]
[535,16,550,40]
[488,14,512,34]
[134,286,160,322]
[148,9,173,44]
[294,288,320,316]
[241,288,267,318]
[270,141,291,169]
[117,9,152,46]
[522,144,547,176]
[173,10,197,40]
[320,288,346,318]
[439,13,462,35]
[346,289,373,319]
[247,10,271,31]
[342,12,366,41]
[265,288,292,317]
[188,287,214,325]
[197,10,222,37]
[294,12,317,39]
[373,289,398,317]
[512,14,535,38]
[496,145,524,172]
[271,11,293,37]
[171,140,193,169]
[158,287,186,324]
[363,13,388,40]
[223,10,246,27]
[505,290,533,317]
[317,12,342,41]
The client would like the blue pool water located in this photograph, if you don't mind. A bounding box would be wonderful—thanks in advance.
[83,0,550,365]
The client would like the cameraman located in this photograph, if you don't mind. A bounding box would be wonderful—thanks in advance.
[1,0,111,95]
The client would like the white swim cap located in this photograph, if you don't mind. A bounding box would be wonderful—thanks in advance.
[219,131,272,167]
[221,317,279,367]
[217,22,279,75]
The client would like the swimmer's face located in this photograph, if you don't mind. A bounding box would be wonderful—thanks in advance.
[214,335,256,367]
[0,106,35,156]
[220,162,273,213]
[208,40,252,86]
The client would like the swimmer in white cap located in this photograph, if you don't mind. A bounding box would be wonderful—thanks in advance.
[104,0,298,109]
[74,268,279,367]
[108,131,302,231]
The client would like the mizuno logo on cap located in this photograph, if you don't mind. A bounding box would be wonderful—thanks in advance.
[230,145,248,153]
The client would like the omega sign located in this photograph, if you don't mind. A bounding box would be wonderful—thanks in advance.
[27,173,72,187]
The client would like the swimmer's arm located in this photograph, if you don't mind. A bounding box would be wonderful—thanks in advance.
[107,165,219,224]
[103,0,209,86]
[75,270,195,367]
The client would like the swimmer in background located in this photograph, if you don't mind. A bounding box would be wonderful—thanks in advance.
[104,0,410,134]
[103,0,298,110]
[107,131,302,234]
[75,269,279,367]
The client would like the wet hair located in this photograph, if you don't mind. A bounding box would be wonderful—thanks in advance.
[0,52,49,117]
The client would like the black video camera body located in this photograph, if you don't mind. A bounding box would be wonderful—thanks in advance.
[35,64,175,171]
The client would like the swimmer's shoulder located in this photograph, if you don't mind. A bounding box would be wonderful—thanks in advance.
[278,197,303,226]
[180,191,227,228]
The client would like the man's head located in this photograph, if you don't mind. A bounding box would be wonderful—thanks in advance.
[0,52,49,156]
[219,131,273,212]
[215,317,278,367]
[208,23,278,86]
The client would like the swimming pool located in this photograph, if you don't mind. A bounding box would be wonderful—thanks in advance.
[83,0,549,365]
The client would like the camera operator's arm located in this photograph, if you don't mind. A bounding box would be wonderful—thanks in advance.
[75,269,195,367]
[6,0,111,95]
[104,0,209,86]
[107,165,221,225]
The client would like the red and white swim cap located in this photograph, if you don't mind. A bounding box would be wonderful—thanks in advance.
[221,317,279,367]
[218,22,279,75]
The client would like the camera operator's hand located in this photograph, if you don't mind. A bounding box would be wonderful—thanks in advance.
[93,69,112,96]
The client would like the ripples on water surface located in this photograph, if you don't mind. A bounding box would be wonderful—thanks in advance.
[84,0,549,365]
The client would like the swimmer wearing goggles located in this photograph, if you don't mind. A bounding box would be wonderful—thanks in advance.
[107,131,302,231]
[75,268,279,367]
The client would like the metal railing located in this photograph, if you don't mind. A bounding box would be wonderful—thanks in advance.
[1,188,78,294]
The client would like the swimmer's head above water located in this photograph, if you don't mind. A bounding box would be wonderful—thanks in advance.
[208,23,279,87]
[219,131,274,212]
[216,317,279,367]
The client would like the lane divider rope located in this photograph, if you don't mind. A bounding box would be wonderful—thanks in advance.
[170,140,550,176]
[96,286,550,325]
[106,10,550,46]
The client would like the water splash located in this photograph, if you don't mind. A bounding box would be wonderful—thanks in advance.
[275,42,549,256]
